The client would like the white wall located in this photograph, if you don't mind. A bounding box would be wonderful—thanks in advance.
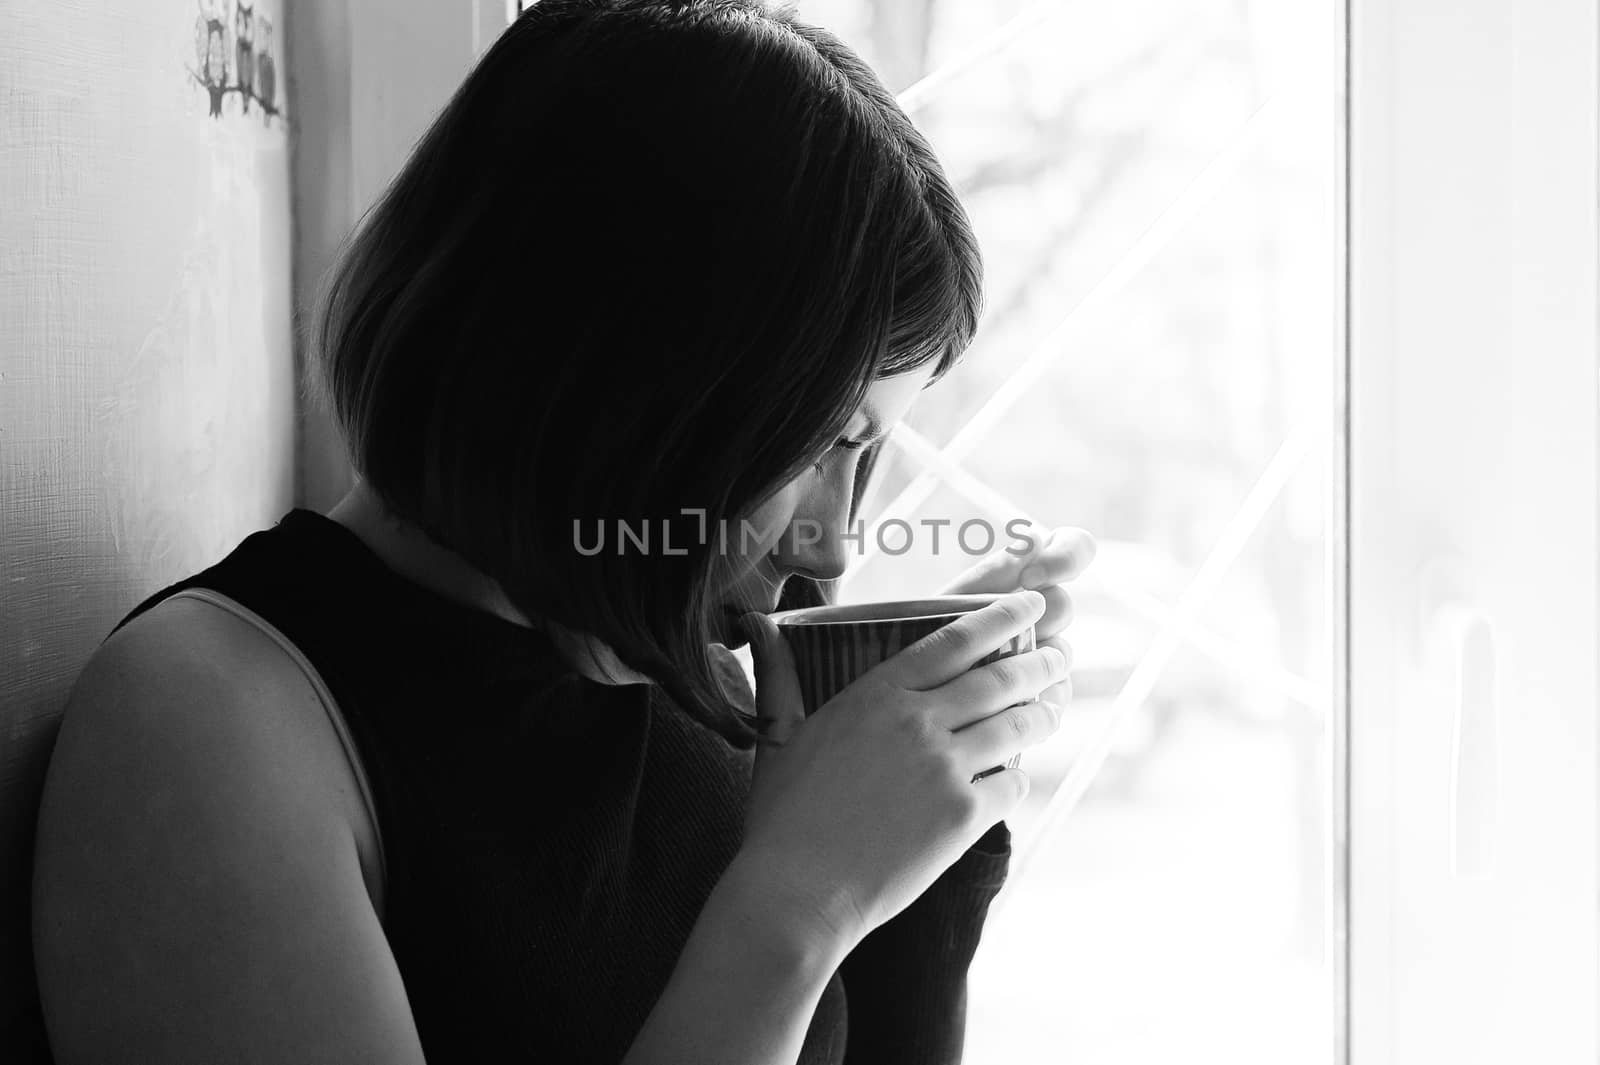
[0,0,294,1040]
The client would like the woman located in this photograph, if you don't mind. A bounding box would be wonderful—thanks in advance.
[30,1,1091,1062]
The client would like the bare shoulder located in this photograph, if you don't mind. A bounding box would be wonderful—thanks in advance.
[54,592,384,905]
[32,593,417,1065]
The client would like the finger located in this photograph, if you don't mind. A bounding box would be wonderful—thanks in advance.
[937,521,1051,596]
[1036,633,1074,671]
[952,699,1061,777]
[929,645,1070,730]
[738,612,806,772]
[874,589,1046,691]
[969,766,1031,822]
[709,643,758,715]
[1035,583,1074,640]
[1037,633,1074,707]
[1043,675,1073,707]
[1017,527,1098,588]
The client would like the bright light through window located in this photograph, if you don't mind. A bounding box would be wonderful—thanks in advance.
[796,0,1343,1060]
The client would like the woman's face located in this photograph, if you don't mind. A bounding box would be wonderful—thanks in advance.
[714,367,935,647]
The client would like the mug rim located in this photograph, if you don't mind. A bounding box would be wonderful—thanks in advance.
[769,593,1007,627]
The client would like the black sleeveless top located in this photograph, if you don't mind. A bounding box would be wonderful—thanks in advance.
[105,509,1011,1064]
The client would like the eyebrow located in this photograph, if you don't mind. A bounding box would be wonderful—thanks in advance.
[853,410,889,443]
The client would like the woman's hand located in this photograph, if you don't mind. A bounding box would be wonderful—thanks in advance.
[938,522,1097,709]
[733,590,1068,955]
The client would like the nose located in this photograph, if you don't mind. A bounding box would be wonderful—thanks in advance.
[790,522,850,583]
[783,477,854,584]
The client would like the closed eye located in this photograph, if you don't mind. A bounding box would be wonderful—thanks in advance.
[812,436,872,471]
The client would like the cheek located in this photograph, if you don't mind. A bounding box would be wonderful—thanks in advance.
[737,484,801,562]
[707,481,804,598]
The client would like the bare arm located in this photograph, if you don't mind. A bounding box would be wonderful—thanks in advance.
[622,853,856,1065]
[31,602,426,1065]
[32,603,857,1065]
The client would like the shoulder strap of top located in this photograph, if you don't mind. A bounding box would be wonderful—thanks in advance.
[139,587,389,890]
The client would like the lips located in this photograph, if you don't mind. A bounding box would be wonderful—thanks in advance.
[713,568,789,630]
[719,591,782,624]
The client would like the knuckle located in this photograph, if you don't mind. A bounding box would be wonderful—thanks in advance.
[1054,640,1075,670]
[912,712,945,747]
[896,707,941,748]
[921,620,970,659]
[896,703,934,738]
[1005,706,1032,742]
[987,658,1022,695]
[1000,598,1029,627]
[1045,677,1074,711]
[929,742,964,779]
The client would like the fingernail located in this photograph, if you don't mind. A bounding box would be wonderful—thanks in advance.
[1019,564,1045,586]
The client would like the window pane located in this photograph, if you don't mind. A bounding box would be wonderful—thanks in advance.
[803,0,1342,1061]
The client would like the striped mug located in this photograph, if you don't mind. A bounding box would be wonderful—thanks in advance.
[769,593,1035,777]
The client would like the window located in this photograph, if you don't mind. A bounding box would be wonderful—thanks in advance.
[796,1,1341,1060]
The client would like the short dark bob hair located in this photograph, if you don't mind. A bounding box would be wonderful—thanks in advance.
[308,0,985,745]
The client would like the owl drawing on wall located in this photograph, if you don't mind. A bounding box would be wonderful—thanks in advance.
[193,1,230,117]
[254,16,276,121]
[188,0,280,123]
[234,1,255,114]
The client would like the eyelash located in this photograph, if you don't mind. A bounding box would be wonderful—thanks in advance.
[813,437,870,472]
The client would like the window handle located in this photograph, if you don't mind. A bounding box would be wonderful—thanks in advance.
[1430,602,1500,879]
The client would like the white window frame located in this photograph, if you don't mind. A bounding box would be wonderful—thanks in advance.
[1346,1,1598,1062]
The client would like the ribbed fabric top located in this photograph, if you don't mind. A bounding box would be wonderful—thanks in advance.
[104,508,1010,1064]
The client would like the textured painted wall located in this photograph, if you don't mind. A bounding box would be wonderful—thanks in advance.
[0,0,294,1044]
